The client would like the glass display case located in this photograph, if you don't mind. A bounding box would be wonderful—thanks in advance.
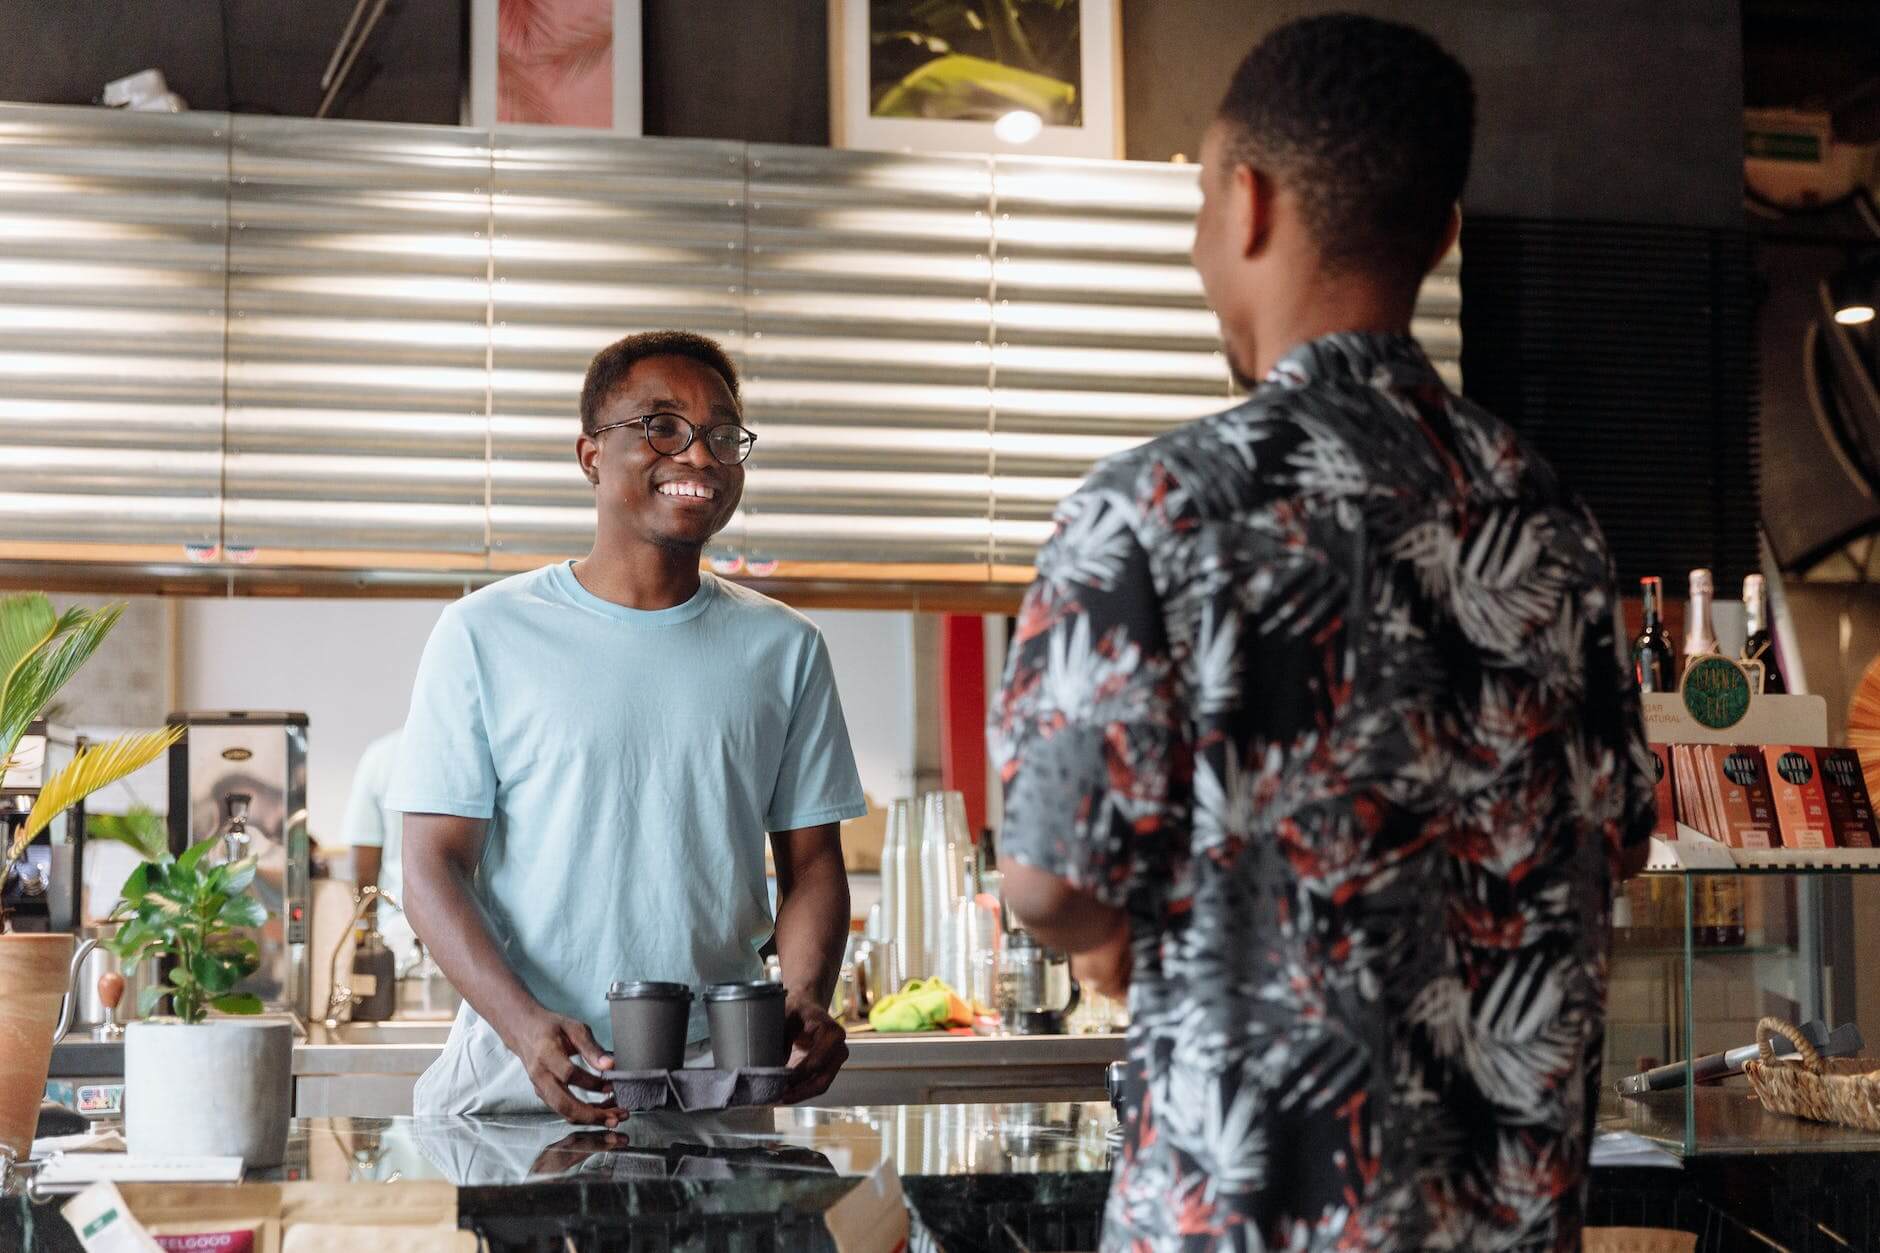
[1603,691,1880,1156]
[1604,865,1880,1156]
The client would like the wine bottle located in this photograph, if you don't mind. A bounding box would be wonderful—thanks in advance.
[1741,573,1786,695]
[1632,576,1676,692]
[1683,568,1718,682]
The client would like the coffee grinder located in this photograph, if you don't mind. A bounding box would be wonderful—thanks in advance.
[166,711,311,1022]
[0,721,85,932]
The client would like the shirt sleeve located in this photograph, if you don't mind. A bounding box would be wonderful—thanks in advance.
[765,631,868,831]
[386,607,498,820]
[988,486,1181,909]
[340,743,389,848]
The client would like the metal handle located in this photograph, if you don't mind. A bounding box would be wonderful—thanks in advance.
[51,938,101,1046]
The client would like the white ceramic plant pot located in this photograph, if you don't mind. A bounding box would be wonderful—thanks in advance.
[124,1019,293,1167]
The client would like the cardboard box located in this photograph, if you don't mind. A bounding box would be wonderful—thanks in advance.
[1820,748,1880,849]
[1764,747,1835,850]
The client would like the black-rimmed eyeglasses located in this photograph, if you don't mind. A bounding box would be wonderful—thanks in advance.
[593,413,757,466]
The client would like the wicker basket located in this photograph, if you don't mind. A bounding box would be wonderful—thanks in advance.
[1582,1229,1696,1253]
[1743,1016,1880,1132]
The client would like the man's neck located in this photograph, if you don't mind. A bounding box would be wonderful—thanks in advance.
[1244,272,1419,382]
[572,541,703,610]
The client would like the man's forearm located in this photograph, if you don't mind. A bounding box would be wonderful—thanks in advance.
[403,839,547,1046]
[1000,858,1127,955]
[772,847,850,1006]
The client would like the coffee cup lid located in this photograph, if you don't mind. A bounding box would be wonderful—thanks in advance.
[701,980,787,1002]
[607,980,692,1000]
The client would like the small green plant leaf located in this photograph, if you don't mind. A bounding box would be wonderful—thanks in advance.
[219,857,257,896]
[138,984,167,1018]
[175,836,219,877]
[217,895,266,930]
[210,994,264,1016]
[191,952,238,995]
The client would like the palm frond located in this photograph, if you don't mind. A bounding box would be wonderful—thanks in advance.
[12,726,184,860]
[0,604,123,755]
[0,593,59,698]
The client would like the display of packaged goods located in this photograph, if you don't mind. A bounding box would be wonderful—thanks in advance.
[1764,747,1836,850]
[1819,748,1880,849]
[1649,743,1678,841]
[1709,745,1778,850]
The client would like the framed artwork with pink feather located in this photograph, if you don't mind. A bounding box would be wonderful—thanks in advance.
[469,0,643,133]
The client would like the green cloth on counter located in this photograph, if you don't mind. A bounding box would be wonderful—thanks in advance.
[868,978,970,1033]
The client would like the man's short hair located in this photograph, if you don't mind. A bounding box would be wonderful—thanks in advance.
[579,330,742,435]
[1217,14,1475,289]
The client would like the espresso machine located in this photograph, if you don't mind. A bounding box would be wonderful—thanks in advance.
[166,711,311,1022]
[0,721,86,933]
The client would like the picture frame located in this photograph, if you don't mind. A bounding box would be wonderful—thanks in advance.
[468,0,644,134]
[829,0,1122,159]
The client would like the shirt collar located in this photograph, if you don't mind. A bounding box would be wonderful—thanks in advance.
[1263,331,1440,393]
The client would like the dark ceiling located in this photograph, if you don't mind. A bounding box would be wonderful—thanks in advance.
[1745,0,1880,141]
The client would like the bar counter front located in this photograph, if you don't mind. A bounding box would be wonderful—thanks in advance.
[9,1103,1116,1252]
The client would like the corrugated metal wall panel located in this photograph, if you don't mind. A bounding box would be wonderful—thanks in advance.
[0,107,225,552]
[0,107,1460,589]
[742,145,995,570]
[224,116,491,561]
[488,133,746,565]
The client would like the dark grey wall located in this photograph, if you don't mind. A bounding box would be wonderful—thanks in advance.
[0,0,1743,229]
[1121,0,1743,228]
[0,0,462,123]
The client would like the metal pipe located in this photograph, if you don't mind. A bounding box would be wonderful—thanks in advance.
[316,0,393,119]
[322,884,400,1028]
[319,0,377,90]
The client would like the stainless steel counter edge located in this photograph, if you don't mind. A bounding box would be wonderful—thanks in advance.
[285,1032,1124,1076]
[55,1033,1124,1077]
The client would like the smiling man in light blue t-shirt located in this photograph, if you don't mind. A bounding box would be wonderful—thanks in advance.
[389,330,864,1122]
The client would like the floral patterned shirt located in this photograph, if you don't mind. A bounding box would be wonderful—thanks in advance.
[990,332,1656,1251]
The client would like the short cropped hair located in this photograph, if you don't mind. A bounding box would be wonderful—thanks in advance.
[579,330,742,434]
[1217,14,1475,288]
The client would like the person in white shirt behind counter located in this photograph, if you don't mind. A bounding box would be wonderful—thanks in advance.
[341,727,417,971]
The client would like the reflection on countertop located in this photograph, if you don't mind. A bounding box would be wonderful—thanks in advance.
[280,1103,1116,1187]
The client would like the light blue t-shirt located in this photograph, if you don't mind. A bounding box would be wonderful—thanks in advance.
[387,563,865,1050]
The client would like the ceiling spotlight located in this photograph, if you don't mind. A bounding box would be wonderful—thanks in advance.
[1835,304,1876,326]
[994,110,1044,145]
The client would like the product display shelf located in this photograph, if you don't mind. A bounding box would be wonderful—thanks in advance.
[1606,690,1880,1156]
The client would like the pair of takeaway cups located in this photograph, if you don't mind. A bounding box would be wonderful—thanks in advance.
[606,980,789,1072]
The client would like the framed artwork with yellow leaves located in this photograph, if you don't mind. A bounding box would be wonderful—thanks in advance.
[830,0,1122,158]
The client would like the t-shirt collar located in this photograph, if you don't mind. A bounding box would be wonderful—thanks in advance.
[546,560,718,626]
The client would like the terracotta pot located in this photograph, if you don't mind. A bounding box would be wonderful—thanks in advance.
[0,932,74,1162]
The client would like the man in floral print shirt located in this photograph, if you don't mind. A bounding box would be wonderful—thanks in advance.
[989,15,1656,1252]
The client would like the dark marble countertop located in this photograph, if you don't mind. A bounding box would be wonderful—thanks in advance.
[7,1104,1118,1253]
[273,1102,1117,1187]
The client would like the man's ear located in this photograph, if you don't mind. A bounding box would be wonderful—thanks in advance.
[1235,161,1276,261]
[577,434,600,485]
[1429,201,1463,272]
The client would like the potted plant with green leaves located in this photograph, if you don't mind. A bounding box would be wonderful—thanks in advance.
[0,593,181,1166]
[105,833,292,1166]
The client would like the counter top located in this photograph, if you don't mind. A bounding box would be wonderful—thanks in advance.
[255,1103,1117,1187]
[52,1027,1126,1113]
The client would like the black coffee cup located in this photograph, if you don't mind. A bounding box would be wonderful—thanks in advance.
[607,981,693,1071]
[702,981,789,1069]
